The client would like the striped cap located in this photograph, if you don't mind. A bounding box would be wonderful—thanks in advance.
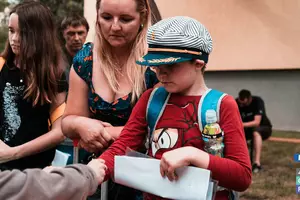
[136,16,213,66]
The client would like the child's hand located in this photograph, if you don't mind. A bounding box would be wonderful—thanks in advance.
[87,159,107,184]
[160,147,195,181]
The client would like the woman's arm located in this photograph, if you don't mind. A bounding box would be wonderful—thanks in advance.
[62,67,114,153]
[61,67,90,139]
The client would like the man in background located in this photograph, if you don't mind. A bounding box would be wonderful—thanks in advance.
[61,14,89,75]
[236,89,272,173]
[56,14,89,164]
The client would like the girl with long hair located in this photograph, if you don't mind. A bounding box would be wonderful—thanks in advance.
[0,1,67,170]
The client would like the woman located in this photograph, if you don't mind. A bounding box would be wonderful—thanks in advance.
[0,1,67,170]
[61,0,158,199]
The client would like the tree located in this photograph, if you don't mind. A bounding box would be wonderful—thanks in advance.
[18,0,83,22]
[0,0,9,12]
[39,0,83,22]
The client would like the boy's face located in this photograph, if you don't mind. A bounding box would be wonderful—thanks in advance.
[153,60,204,95]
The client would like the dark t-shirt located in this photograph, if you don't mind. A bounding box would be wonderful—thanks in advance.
[0,61,67,170]
[63,46,73,83]
[236,96,272,127]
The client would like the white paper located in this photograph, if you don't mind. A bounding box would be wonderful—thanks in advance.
[51,150,70,167]
[115,156,211,200]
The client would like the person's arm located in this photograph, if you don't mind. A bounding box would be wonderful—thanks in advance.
[61,67,90,139]
[243,115,262,128]
[61,68,115,152]
[243,98,265,128]
[99,89,152,180]
[0,164,99,200]
[206,95,252,191]
[161,96,252,191]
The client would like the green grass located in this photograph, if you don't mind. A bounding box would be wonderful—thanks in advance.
[240,131,300,200]
[271,130,300,139]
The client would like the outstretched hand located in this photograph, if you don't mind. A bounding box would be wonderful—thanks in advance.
[87,159,107,184]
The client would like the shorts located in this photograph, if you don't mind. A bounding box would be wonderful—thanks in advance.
[244,126,272,140]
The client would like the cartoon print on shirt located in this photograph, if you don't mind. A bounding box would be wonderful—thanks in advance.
[152,128,178,156]
[2,83,24,142]
[150,100,202,157]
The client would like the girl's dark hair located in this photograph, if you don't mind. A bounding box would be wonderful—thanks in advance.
[1,1,66,106]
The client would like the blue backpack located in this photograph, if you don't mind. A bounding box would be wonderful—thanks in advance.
[146,86,227,140]
[146,87,239,200]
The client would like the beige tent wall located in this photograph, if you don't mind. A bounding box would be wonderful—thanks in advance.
[85,0,300,71]
[156,0,300,71]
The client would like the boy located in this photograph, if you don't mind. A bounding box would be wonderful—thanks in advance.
[96,16,251,200]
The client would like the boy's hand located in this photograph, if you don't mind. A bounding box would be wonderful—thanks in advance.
[160,147,195,181]
[87,159,107,184]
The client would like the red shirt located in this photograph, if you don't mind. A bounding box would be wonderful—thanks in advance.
[100,89,252,200]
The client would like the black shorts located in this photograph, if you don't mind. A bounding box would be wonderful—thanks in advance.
[244,126,272,140]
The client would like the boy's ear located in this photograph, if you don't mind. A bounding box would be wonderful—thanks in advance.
[194,59,205,70]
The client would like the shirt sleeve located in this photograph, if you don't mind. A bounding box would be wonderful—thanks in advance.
[207,95,252,192]
[0,164,98,200]
[100,89,153,180]
[254,97,265,116]
[72,43,93,83]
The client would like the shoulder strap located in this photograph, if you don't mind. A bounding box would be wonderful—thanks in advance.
[0,57,5,72]
[48,102,66,128]
[198,89,227,132]
[146,87,170,138]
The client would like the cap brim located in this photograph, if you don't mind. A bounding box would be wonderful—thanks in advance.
[136,53,192,66]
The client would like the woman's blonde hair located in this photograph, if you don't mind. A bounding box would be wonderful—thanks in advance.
[95,0,151,103]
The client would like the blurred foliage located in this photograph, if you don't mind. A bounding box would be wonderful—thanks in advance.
[17,0,84,23]
[0,26,7,52]
[0,0,9,52]
[0,0,9,11]
[39,0,83,23]
[1,0,84,51]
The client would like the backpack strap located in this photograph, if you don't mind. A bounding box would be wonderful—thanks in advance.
[48,102,66,129]
[198,89,227,132]
[0,57,5,72]
[146,87,170,139]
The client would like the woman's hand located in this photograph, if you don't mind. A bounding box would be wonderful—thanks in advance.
[77,118,114,153]
[160,147,197,181]
[0,140,19,164]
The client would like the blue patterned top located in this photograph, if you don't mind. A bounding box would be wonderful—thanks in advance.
[73,43,158,126]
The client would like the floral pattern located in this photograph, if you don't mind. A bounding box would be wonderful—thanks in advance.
[73,43,158,126]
